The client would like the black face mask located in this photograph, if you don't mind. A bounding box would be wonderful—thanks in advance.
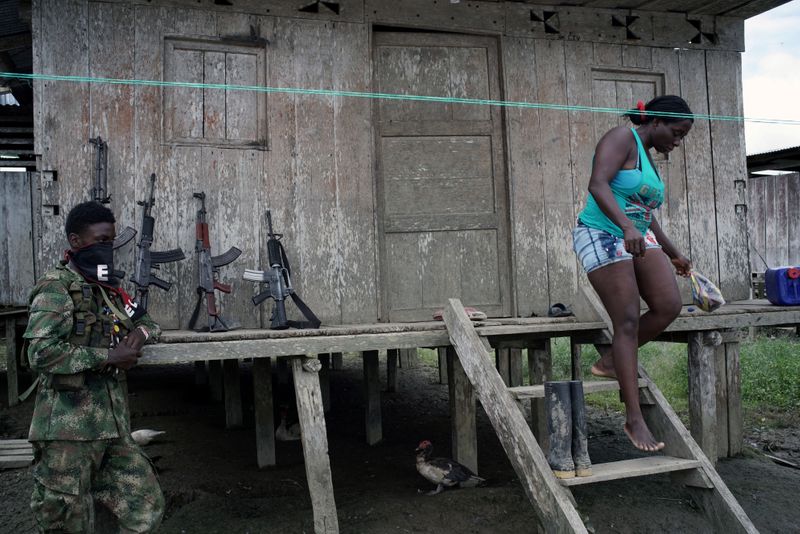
[69,241,120,286]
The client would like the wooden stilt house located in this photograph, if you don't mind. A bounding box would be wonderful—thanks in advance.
[4,0,784,328]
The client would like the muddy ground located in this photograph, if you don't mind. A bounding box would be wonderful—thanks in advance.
[1,356,799,533]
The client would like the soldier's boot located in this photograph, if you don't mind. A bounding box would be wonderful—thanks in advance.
[570,380,593,477]
[545,380,575,479]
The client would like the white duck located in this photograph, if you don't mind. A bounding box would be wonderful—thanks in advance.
[131,429,166,446]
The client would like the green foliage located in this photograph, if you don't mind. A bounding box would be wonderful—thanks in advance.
[740,336,800,411]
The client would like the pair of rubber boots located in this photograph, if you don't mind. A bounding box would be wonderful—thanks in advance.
[545,380,592,479]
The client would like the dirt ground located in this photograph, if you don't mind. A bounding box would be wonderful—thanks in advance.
[1,356,799,534]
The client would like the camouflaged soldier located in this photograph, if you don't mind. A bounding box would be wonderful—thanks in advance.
[24,201,165,533]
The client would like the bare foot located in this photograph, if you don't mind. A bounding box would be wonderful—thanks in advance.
[623,420,665,452]
[590,345,616,379]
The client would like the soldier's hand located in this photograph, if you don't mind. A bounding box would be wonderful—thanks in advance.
[107,343,141,371]
[121,327,148,352]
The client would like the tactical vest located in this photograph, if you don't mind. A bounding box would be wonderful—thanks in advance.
[47,281,132,392]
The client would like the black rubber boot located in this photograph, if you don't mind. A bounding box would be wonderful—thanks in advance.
[545,381,575,479]
[570,380,592,477]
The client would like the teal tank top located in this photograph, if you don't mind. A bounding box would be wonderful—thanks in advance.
[578,128,664,238]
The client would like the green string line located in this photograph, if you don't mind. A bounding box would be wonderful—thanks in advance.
[3,71,799,126]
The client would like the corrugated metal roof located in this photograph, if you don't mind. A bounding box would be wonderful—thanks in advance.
[0,0,26,38]
[514,0,793,18]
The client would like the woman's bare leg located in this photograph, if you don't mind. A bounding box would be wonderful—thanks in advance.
[591,248,682,377]
[587,259,664,452]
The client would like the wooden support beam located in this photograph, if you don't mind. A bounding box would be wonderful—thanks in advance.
[437,347,448,384]
[208,360,223,402]
[319,354,331,413]
[527,339,552,450]
[446,345,477,474]
[725,343,743,456]
[194,361,208,387]
[291,357,339,534]
[331,352,343,370]
[5,318,19,407]
[570,338,582,380]
[386,348,398,392]
[509,348,524,387]
[688,331,721,463]
[362,350,382,445]
[398,347,418,368]
[715,344,729,458]
[443,300,585,532]
[253,357,275,468]
[223,359,243,429]
[277,357,290,385]
[496,347,511,385]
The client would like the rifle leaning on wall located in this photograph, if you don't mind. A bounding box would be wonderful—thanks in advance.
[243,210,321,330]
[188,191,242,332]
[130,173,186,312]
[88,135,136,249]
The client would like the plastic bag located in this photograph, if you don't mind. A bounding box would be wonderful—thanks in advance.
[690,271,726,312]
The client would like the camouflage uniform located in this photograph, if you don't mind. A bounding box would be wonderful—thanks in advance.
[24,264,165,533]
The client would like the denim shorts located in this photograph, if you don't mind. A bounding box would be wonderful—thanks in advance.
[572,222,661,274]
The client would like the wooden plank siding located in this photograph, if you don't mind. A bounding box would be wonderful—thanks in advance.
[747,172,800,272]
[25,0,753,321]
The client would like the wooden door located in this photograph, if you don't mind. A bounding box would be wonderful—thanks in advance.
[374,33,510,322]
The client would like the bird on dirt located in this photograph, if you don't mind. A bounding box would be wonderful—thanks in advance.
[276,407,301,441]
[131,429,166,446]
[415,440,486,495]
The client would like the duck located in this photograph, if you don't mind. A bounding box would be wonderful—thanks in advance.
[276,408,301,441]
[415,440,485,495]
[131,429,166,446]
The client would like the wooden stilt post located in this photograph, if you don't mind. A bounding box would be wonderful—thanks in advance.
[253,357,275,468]
[437,347,448,384]
[496,347,511,385]
[509,348,524,387]
[319,354,331,413]
[194,361,208,387]
[292,357,339,533]
[447,345,477,474]
[363,350,382,445]
[528,339,552,450]
[386,349,398,393]
[714,343,729,458]
[688,331,721,464]
[570,338,582,380]
[725,342,743,456]
[5,318,19,407]
[208,360,223,402]
[223,359,243,428]
[398,348,418,368]
[331,352,343,370]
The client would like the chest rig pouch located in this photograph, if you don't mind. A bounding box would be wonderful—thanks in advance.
[49,282,127,392]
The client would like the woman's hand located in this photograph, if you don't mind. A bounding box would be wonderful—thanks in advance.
[670,255,692,277]
[622,226,646,257]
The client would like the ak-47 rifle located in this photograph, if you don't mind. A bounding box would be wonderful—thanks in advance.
[88,136,136,250]
[130,173,186,312]
[188,192,242,332]
[243,210,321,330]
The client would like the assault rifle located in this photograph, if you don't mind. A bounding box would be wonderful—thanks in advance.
[88,136,136,250]
[188,192,242,332]
[243,210,321,330]
[130,173,186,312]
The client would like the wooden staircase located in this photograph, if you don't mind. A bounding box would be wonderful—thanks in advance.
[441,298,758,534]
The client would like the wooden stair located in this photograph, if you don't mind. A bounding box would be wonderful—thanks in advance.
[442,298,758,534]
[0,439,33,469]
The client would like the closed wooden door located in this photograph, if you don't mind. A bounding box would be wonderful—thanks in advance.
[374,33,510,321]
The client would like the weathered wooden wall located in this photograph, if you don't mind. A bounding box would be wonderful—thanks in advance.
[28,0,751,323]
[747,172,800,272]
[0,172,36,306]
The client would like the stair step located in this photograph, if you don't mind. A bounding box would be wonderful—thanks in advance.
[559,456,701,487]
[509,378,648,400]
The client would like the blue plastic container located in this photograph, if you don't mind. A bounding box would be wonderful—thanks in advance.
[764,266,800,306]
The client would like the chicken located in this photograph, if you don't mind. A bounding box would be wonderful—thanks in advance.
[276,408,301,441]
[415,440,485,495]
[131,429,166,446]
